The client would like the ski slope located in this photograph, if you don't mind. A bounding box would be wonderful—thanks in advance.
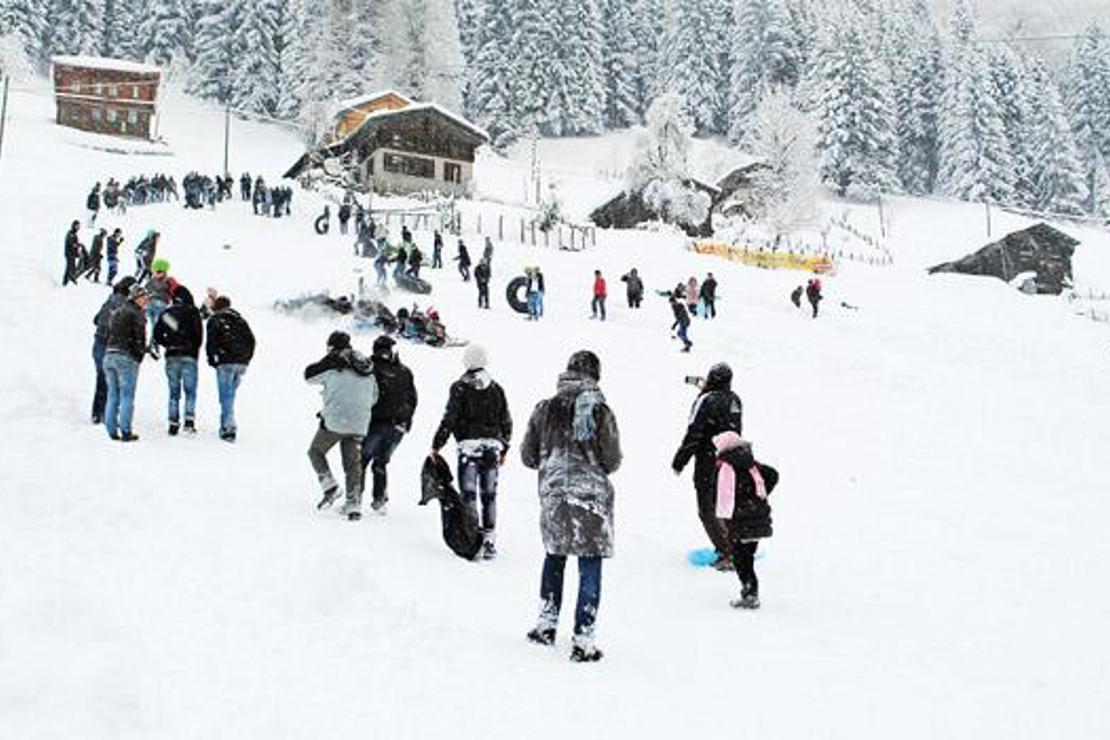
[1,84,1109,739]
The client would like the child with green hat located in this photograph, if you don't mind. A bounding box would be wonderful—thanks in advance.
[144,257,179,357]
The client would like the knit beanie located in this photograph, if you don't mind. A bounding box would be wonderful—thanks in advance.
[463,344,487,371]
[151,258,170,273]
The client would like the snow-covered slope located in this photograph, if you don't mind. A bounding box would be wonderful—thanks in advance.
[2,84,1109,739]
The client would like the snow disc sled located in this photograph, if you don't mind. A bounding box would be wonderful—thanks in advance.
[394,272,432,295]
[506,276,529,314]
[687,547,764,567]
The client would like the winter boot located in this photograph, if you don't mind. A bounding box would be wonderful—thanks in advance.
[480,530,497,560]
[316,485,340,510]
[183,418,196,434]
[730,583,760,610]
[340,499,361,521]
[712,552,734,571]
[168,421,180,436]
[570,636,603,663]
[118,432,140,442]
[370,497,389,516]
[526,627,556,646]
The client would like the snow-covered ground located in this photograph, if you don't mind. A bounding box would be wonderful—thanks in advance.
[2,83,1109,739]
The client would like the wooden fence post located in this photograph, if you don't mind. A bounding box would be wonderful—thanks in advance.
[532,222,537,246]
[477,213,482,234]
[498,214,503,240]
[520,218,525,242]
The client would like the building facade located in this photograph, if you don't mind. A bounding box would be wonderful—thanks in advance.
[51,56,161,140]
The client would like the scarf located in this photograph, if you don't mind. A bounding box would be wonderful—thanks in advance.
[573,389,603,441]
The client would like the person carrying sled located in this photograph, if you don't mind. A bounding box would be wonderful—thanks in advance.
[590,270,607,321]
[805,277,823,318]
[306,331,378,521]
[474,259,491,309]
[669,292,692,352]
[431,344,512,559]
[621,268,644,308]
[205,295,256,442]
[153,286,204,436]
[672,362,743,570]
[711,432,779,609]
[62,220,82,287]
[361,335,417,514]
[521,350,622,662]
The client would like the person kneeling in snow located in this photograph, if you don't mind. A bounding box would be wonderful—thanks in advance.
[521,351,622,662]
[712,432,779,609]
[306,331,378,521]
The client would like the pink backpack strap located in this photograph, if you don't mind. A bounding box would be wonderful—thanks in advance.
[750,465,768,500]
[716,461,736,518]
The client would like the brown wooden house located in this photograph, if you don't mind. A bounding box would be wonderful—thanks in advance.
[51,55,161,140]
[286,91,488,197]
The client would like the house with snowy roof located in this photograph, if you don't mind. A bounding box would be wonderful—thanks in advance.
[285,90,489,197]
[51,56,161,140]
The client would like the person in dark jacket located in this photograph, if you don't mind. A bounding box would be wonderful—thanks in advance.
[669,293,692,352]
[91,277,136,423]
[432,230,443,269]
[361,335,418,513]
[338,202,352,235]
[306,331,378,520]
[672,362,743,569]
[63,220,82,286]
[711,432,779,609]
[806,278,822,318]
[240,172,252,201]
[84,229,106,282]
[620,268,644,308]
[455,240,471,281]
[474,259,491,309]
[407,245,423,278]
[790,285,803,309]
[154,286,204,435]
[133,230,159,282]
[431,344,512,559]
[87,182,101,225]
[106,228,123,286]
[700,272,718,319]
[521,350,621,662]
[103,284,150,441]
[205,295,256,442]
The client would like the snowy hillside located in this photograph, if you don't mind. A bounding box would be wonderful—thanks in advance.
[2,84,1110,739]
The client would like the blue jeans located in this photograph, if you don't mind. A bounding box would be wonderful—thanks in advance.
[216,364,248,433]
[106,259,118,285]
[677,323,691,349]
[146,300,167,334]
[103,351,139,438]
[528,291,544,318]
[539,554,602,639]
[361,422,405,503]
[92,339,107,420]
[164,356,198,424]
[458,451,499,532]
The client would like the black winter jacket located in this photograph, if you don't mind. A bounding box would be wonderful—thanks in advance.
[206,308,255,366]
[672,382,743,492]
[370,356,418,430]
[105,300,147,362]
[474,261,490,286]
[700,278,717,301]
[154,303,204,359]
[93,293,124,343]
[670,300,690,329]
[717,443,778,541]
[432,370,512,450]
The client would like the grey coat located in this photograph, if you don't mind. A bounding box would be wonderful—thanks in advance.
[521,372,622,557]
[305,348,378,436]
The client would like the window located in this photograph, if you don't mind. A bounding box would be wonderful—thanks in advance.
[108,85,118,97]
[128,110,138,124]
[91,106,102,121]
[106,108,117,123]
[93,84,102,96]
[444,162,462,184]
[383,152,434,179]
[132,85,140,99]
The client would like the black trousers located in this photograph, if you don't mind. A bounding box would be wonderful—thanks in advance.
[695,481,732,555]
[731,540,759,595]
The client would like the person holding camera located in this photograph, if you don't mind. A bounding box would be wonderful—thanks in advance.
[672,363,743,569]
[431,344,513,559]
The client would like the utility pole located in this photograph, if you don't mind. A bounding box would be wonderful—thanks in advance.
[0,76,10,171]
[985,200,992,238]
[877,191,886,238]
[223,102,231,177]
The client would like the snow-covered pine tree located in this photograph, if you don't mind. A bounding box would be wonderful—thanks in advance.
[601,0,639,128]
[743,85,819,241]
[511,0,561,135]
[987,45,1035,207]
[228,0,280,115]
[470,0,517,147]
[629,90,711,226]
[628,0,664,116]
[274,0,306,121]
[0,0,47,65]
[660,0,725,135]
[338,0,379,99]
[935,0,1014,203]
[807,5,897,200]
[455,0,482,67]
[419,0,465,111]
[189,0,235,101]
[140,0,192,66]
[553,0,605,135]
[1024,58,1086,216]
[727,0,800,143]
[885,0,942,194]
[52,0,105,56]
[1064,23,1110,216]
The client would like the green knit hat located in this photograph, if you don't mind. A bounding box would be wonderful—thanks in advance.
[151,258,170,273]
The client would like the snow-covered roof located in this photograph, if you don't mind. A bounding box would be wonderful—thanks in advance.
[334,89,415,114]
[52,55,161,76]
[339,101,489,145]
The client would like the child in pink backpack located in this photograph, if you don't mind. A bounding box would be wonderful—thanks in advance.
[713,431,779,609]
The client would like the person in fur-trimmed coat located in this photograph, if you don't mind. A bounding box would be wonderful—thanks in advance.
[712,431,779,609]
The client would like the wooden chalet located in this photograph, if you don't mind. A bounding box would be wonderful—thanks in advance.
[286,90,489,197]
[715,160,769,217]
[51,56,161,140]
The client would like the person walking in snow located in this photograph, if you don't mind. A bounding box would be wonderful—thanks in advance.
[361,335,417,514]
[153,286,204,436]
[87,182,101,225]
[432,230,444,269]
[240,172,251,201]
[790,285,803,309]
[671,362,744,570]
[669,292,692,352]
[392,243,409,279]
[407,244,423,278]
[475,259,491,309]
[91,276,136,424]
[431,344,512,559]
[205,295,256,442]
[711,432,779,609]
[686,276,700,316]
[338,201,352,235]
[62,220,82,287]
[527,266,545,320]
[700,273,717,319]
[805,278,823,318]
[374,250,389,287]
[521,350,622,662]
[83,228,106,282]
[483,236,494,268]
[455,240,472,281]
[106,228,123,286]
[590,270,607,321]
[133,230,159,283]
[103,284,150,441]
[306,331,378,521]
[621,268,644,308]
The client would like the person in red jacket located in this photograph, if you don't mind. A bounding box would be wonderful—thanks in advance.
[590,270,607,321]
